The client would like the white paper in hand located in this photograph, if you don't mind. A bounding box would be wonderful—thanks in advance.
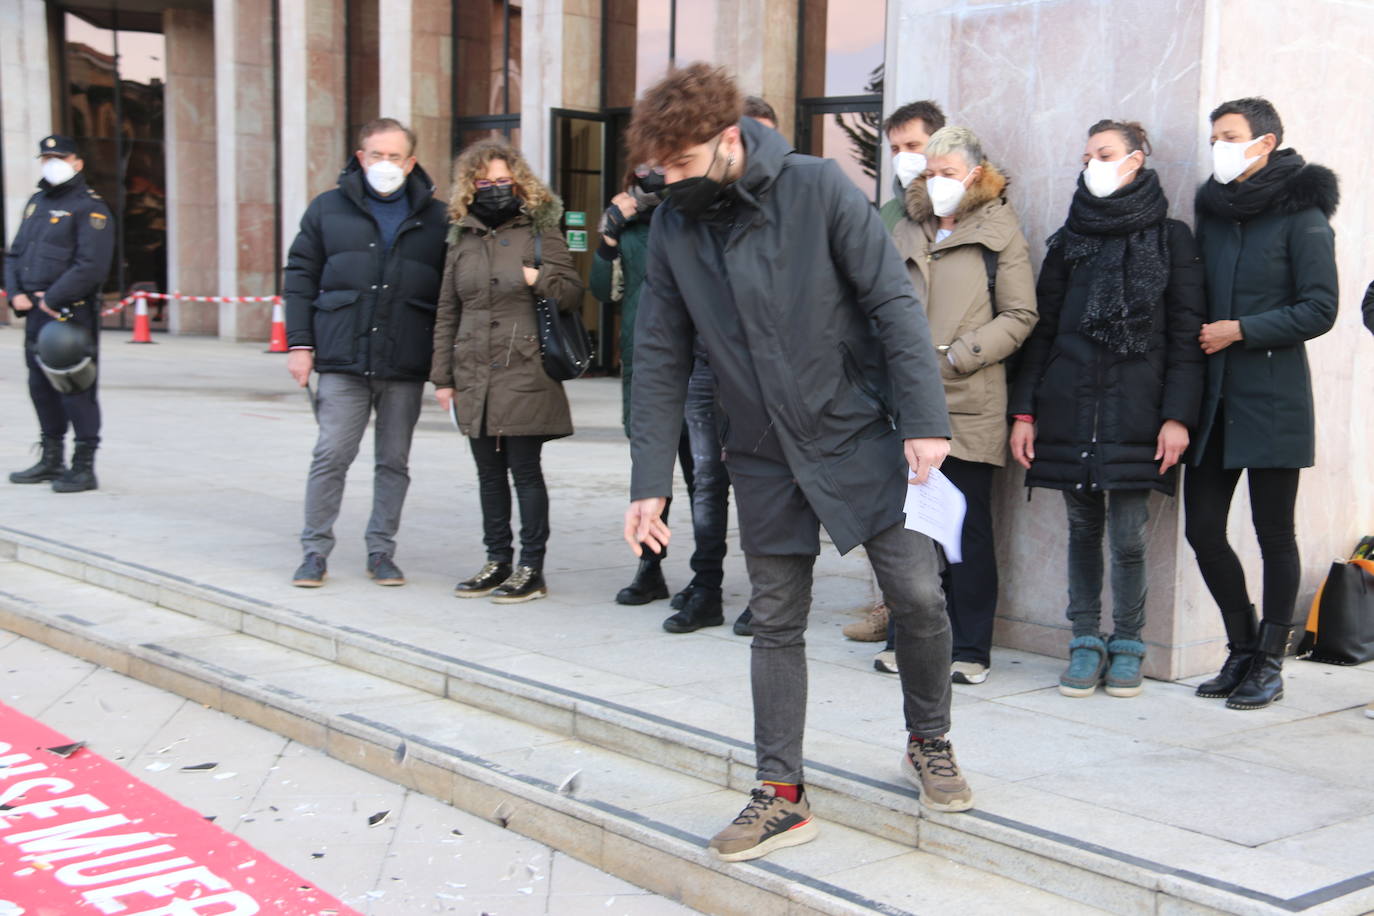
[902,467,967,563]
[448,401,460,430]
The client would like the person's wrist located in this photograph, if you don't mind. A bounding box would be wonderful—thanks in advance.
[1012,414,1035,425]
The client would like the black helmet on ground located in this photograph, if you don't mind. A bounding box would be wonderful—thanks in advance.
[36,319,97,393]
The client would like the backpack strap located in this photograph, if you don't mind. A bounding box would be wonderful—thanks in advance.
[982,245,998,298]
[533,231,543,270]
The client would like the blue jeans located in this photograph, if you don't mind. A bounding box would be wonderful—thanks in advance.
[1063,489,1150,641]
[683,358,730,591]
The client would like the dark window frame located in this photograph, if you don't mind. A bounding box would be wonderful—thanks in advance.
[451,0,522,151]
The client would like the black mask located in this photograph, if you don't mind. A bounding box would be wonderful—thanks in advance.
[636,171,667,195]
[471,185,521,226]
[666,139,727,220]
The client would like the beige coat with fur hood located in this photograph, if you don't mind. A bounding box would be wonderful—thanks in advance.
[889,163,1038,466]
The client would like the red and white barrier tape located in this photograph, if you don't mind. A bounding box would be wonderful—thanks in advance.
[0,288,281,317]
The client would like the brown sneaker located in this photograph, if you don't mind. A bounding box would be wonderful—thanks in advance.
[901,737,974,813]
[842,601,889,642]
[708,785,819,862]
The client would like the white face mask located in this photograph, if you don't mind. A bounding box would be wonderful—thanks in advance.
[926,173,971,218]
[41,158,77,187]
[366,160,406,195]
[893,152,927,188]
[1083,153,1138,198]
[1211,138,1264,185]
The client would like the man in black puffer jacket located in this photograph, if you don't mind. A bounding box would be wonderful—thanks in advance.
[283,118,449,589]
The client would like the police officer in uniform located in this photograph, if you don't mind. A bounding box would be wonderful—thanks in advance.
[5,135,114,492]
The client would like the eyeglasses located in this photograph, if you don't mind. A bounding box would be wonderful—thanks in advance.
[475,177,514,189]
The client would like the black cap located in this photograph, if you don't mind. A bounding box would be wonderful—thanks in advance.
[37,135,79,158]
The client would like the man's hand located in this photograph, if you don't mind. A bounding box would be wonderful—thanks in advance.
[287,349,313,387]
[435,387,455,412]
[1009,419,1036,470]
[522,266,539,286]
[623,498,670,558]
[10,293,33,313]
[904,437,950,485]
[1155,419,1190,475]
[33,291,58,318]
[1199,319,1243,355]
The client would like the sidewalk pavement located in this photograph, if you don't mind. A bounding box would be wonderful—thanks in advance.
[0,631,695,915]
[2,330,1373,911]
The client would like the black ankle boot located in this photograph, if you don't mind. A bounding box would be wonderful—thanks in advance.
[616,555,669,605]
[662,587,724,634]
[1196,605,1258,698]
[1226,620,1294,710]
[51,443,97,492]
[9,437,66,484]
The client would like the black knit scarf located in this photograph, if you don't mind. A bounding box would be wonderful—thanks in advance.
[1197,148,1305,222]
[1049,168,1170,356]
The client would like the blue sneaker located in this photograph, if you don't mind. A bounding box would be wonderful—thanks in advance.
[1059,635,1108,697]
[1105,638,1146,697]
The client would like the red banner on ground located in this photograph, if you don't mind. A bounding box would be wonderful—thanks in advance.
[0,701,358,915]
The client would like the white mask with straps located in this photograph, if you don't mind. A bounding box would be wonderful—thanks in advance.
[892,152,927,189]
[1211,138,1265,185]
[1083,153,1138,198]
[41,158,77,187]
[926,173,972,218]
[366,161,406,195]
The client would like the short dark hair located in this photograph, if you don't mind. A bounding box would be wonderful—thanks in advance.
[1209,97,1283,147]
[882,100,946,138]
[358,117,417,156]
[743,96,778,125]
[1087,119,1153,157]
[627,63,742,166]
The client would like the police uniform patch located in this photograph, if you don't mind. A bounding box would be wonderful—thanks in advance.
[90,212,108,230]
[25,202,36,219]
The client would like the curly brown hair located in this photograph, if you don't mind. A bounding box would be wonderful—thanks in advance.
[626,63,742,166]
[448,138,553,222]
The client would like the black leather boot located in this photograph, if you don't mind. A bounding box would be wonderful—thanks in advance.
[9,437,65,484]
[616,554,669,605]
[1195,605,1258,698]
[1226,620,1294,710]
[51,443,97,493]
[662,587,725,634]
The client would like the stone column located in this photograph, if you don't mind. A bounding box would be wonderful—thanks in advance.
[213,0,277,341]
[714,0,799,140]
[164,8,218,335]
[377,0,452,199]
[0,0,52,251]
[279,0,346,276]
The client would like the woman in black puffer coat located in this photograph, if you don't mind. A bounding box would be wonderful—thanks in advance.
[1009,119,1204,701]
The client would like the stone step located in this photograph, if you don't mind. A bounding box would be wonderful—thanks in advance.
[0,555,1100,916]
[4,528,1370,915]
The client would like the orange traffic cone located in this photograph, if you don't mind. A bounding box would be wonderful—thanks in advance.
[128,293,154,344]
[266,298,288,353]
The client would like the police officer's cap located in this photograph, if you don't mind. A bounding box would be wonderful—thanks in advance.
[37,135,80,158]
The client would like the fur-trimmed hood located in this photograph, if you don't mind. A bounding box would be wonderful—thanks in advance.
[1195,156,1339,221]
[451,190,565,242]
[904,161,1010,225]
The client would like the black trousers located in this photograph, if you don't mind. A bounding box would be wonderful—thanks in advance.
[884,456,998,664]
[1183,421,1301,626]
[24,307,101,447]
[470,435,549,570]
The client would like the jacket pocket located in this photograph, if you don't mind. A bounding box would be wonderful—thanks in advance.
[839,342,893,425]
[392,298,437,375]
[312,289,362,366]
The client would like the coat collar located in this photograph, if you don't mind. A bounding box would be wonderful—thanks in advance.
[1194,154,1339,221]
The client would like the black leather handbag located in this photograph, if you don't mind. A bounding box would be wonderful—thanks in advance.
[532,233,590,382]
[1299,537,1374,665]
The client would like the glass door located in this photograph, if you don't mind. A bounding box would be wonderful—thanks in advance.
[549,110,615,372]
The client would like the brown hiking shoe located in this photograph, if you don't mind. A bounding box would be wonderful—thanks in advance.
[842,601,889,642]
[708,785,819,862]
[901,737,974,813]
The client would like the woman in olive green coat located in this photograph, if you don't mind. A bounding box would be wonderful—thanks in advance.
[431,139,583,604]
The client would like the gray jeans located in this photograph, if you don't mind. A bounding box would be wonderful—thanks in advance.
[1063,489,1151,641]
[300,373,424,558]
[748,522,952,784]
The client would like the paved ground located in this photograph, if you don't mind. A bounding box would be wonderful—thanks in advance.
[0,631,695,915]
[1,329,1373,910]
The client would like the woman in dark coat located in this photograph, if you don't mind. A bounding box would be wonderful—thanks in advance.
[1009,119,1204,699]
[1185,98,1338,710]
[431,139,583,604]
